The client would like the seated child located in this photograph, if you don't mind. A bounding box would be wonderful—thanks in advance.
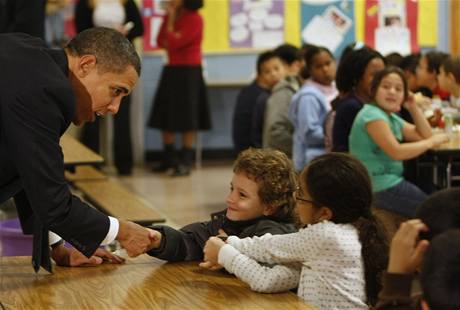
[146,148,297,262]
[376,222,460,309]
[289,46,338,171]
[375,189,460,309]
[416,50,450,100]
[233,51,286,153]
[332,46,385,152]
[349,66,448,218]
[438,55,460,109]
[201,153,388,308]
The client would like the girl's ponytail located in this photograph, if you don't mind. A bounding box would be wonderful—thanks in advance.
[353,216,388,305]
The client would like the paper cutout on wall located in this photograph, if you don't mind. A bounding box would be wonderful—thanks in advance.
[364,0,418,55]
[229,0,284,49]
[301,0,355,57]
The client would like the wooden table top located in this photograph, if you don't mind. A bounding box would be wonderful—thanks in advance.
[0,255,314,310]
[432,132,460,153]
[60,134,104,166]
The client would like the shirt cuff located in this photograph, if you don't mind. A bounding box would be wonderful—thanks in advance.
[49,231,62,246]
[100,216,119,246]
[218,244,240,269]
[381,271,414,298]
[226,235,242,249]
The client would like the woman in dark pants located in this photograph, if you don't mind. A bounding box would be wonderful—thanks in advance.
[75,0,144,175]
[148,0,210,177]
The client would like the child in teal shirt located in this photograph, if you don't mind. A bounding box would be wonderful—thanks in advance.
[350,67,448,217]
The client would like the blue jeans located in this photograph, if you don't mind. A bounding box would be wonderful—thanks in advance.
[374,180,427,217]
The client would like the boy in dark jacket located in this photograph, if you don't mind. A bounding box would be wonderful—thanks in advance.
[146,148,297,262]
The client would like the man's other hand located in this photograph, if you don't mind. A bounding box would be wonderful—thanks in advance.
[51,244,125,267]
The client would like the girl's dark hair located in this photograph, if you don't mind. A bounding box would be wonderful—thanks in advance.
[233,148,297,223]
[302,153,388,306]
[304,46,334,73]
[335,46,384,93]
[385,52,403,67]
[370,66,409,102]
[183,0,203,10]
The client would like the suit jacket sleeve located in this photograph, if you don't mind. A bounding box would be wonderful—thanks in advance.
[2,86,109,258]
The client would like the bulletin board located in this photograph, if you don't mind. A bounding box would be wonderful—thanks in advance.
[141,0,439,54]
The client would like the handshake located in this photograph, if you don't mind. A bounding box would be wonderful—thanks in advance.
[116,220,162,257]
[50,220,163,267]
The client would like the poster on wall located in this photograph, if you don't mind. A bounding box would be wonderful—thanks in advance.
[301,0,355,58]
[142,0,166,52]
[229,0,284,49]
[364,0,418,56]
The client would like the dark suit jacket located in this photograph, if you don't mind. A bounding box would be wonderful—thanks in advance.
[0,33,109,258]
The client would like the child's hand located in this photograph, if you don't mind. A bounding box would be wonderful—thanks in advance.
[146,228,162,251]
[429,133,449,148]
[403,92,417,111]
[200,237,226,267]
[388,219,429,274]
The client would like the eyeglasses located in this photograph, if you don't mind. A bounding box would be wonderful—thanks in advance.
[294,186,316,204]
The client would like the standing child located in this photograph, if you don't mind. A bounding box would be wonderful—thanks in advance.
[349,67,448,219]
[146,148,297,262]
[233,51,286,154]
[202,153,388,309]
[148,0,210,177]
[289,46,338,171]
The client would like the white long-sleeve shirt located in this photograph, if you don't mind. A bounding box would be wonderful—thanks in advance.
[218,221,368,310]
[49,216,119,247]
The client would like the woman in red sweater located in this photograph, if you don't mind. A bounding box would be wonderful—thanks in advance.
[148,0,210,177]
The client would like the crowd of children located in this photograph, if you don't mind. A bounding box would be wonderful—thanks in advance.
[219,42,460,309]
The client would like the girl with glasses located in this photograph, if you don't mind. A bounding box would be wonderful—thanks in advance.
[201,153,387,309]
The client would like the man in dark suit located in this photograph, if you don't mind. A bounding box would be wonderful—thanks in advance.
[0,0,46,39]
[0,28,155,272]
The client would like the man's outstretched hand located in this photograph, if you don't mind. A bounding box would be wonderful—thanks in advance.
[116,220,158,257]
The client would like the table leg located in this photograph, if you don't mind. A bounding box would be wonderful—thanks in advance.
[447,156,452,188]
[433,155,438,186]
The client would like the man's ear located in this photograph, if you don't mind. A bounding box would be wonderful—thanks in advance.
[76,55,97,78]
[317,207,333,222]
[262,204,278,216]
